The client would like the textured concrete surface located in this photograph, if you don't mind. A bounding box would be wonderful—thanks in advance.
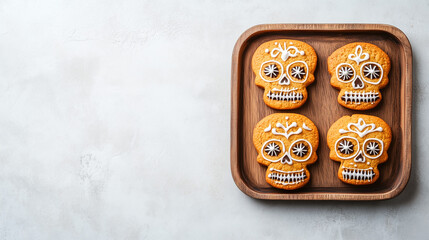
[0,0,427,239]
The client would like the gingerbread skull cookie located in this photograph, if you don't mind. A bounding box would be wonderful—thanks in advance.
[252,40,317,110]
[327,115,392,185]
[328,42,390,110]
[253,113,319,190]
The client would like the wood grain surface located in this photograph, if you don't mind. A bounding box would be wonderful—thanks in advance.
[230,24,412,200]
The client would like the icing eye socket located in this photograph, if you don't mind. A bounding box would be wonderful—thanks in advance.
[363,138,384,159]
[261,139,285,162]
[286,61,309,83]
[264,64,279,78]
[264,142,281,156]
[360,62,383,84]
[335,136,359,159]
[338,139,354,154]
[260,60,283,82]
[288,139,313,162]
[336,63,356,82]
[291,142,308,157]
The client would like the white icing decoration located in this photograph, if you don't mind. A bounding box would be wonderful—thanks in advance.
[363,138,384,159]
[341,91,379,104]
[366,141,379,155]
[288,139,313,162]
[268,169,306,185]
[264,124,272,132]
[260,139,286,162]
[272,122,302,139]
[336,63,356,83]
[286,61,309,83]
[363,64,380,79]
[269,171,306,185]
[335,136,360,160]
[342,166,373,170]
[341,167,375,182]
[260,118,315,164]
[352,76,365,89]
[354,150,366,162]
[291,66,305,79]
[270,168,304,174]
[338,139,354,154]
[302,123,312,131]
[339,118,383,138]
[278,75,290,85]
[271,87,298,93]
[265,49,269,53]
[270,42,304,62]
[339,66,353,80]
[259,60,283,82]
[266,90,303,102]
[259,60,310,84]
[292,143,307,157]
[273,180,304,185]
[335,62,384,87]
[264,142,281,156]
[261,139,313,163]
[348,45,369,65]
[360,62,384,84]
[264,64,279,78]
[281,153,293,165]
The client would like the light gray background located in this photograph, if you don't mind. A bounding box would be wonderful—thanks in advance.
[0,0,427,239]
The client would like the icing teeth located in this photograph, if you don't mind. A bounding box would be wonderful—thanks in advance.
[341,167,375,182]
[341,91,380,104]
[268,169,307,185]
[267,90,304,102]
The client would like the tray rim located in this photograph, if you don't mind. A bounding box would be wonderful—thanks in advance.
[230,24,413,201]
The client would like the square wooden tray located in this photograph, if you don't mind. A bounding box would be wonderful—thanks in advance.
[230,24,412,200]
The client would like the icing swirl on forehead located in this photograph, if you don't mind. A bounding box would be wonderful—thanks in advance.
[339,118,383,138]
[302,123,312,131]
[268,116,312,139]
[268,42,305,62]
[272,121,302,139]
[348,45,370,65]
[264,124,272,132]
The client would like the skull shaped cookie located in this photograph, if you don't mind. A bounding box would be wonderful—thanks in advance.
[328,42,391,110]
[253,113,319,190]
[252,40,317,109]
[327,115,392,185]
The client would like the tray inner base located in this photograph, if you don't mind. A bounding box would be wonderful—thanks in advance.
[237,30,404,195]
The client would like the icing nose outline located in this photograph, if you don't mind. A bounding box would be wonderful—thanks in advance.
[279,74,290,85]
[352,75,364,89]
[354,151,366,163]
[281,153,293,165]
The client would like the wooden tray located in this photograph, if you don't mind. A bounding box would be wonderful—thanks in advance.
[230,24,412,200]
